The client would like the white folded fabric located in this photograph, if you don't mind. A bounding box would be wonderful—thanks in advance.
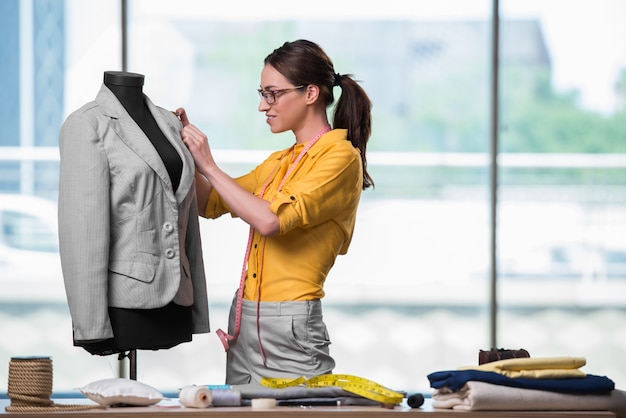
[432,381,626,418]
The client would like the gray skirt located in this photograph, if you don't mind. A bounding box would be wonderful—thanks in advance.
[225,297,335,385]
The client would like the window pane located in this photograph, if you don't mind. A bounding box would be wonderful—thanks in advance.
[13,0,624,399]
[499,0,626,389]
[1,0,494,395]
[123,0,491,393]
[0,0,120,392]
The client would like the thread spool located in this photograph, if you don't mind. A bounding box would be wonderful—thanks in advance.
[251,398,276,410]
[211,388,242,407]
[179,385,212,408]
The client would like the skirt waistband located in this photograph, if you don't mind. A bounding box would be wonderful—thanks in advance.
[240,299,322,317]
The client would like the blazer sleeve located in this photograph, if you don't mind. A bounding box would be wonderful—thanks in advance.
[58,110,114,341]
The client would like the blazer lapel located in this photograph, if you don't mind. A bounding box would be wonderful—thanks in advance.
[96,84,191,203]
[144,96,194,203]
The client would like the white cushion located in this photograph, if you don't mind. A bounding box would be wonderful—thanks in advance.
[78,378,165,406]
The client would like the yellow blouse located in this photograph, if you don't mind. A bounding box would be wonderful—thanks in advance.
[204,129,363,301]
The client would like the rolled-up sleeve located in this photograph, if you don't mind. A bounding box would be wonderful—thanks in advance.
[268,144,362,236]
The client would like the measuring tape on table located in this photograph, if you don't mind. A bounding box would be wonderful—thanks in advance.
[260,374,404,405]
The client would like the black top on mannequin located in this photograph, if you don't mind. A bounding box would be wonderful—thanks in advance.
[77,71,192,357]
[104,71,183,192]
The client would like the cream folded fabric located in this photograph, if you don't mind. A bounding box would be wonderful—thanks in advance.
[459,356,587,378]
[432,380,626,418]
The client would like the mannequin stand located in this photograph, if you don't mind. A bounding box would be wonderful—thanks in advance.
[118,350,137,380]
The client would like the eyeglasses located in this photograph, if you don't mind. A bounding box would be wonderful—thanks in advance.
[257,85,305,104]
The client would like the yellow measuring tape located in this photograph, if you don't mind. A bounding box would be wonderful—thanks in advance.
[260,374,404,405]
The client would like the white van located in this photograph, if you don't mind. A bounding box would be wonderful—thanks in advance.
[0,194,65,302]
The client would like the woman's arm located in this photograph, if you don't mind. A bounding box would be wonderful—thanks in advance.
[176,107,280,236]
[194,170,213,216]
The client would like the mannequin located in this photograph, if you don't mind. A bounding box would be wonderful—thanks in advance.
[81,72,188,355]
[58,71,210,358]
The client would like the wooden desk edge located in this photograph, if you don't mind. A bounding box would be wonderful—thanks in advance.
[0,399,617,418]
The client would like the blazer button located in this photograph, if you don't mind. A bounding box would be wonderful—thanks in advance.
[163,222,174,233]
[164,248,176,259]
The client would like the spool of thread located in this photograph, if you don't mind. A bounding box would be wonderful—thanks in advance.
[179,385,212,408]
[251,398,276,410]
[211,388,242,407]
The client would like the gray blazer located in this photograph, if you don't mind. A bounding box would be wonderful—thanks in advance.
[58,84,210,341]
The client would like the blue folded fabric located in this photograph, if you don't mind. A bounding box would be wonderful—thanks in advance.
[428,370,615,394]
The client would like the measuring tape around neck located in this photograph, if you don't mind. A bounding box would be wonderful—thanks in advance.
[260,374,404,405]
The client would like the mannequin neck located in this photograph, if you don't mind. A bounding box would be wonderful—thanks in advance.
[104,71,146,117]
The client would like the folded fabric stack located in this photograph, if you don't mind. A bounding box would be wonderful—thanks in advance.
[428,357,626,418]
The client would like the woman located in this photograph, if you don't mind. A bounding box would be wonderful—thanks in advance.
[177,39,373,384]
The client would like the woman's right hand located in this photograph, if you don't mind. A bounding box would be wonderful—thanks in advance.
[175,109,279,235]
[175,107,214,213]
[176,107,216,175]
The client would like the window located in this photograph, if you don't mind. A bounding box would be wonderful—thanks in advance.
[497,0,626,385]
[1,0,625,396]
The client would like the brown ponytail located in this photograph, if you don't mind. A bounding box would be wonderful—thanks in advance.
[332,74,373,189]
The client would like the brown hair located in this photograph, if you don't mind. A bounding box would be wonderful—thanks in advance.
[264,39,374,189]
